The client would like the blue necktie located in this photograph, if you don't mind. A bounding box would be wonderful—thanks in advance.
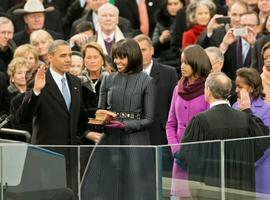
[61,77,71,110]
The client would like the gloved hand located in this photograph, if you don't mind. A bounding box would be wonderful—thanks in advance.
[174,151,187,171]
[105,120,125,129]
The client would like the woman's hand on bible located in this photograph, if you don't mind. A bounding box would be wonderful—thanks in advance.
[105,121,125,129]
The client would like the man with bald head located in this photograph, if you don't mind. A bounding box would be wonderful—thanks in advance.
[177,72,268,200]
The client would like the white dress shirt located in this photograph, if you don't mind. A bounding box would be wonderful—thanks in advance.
[50,67,71,98]
[143,60,153,76]
[241,38,250,63]
[102,31,115,43]
[210,100,230,108]
[92,11,99,31]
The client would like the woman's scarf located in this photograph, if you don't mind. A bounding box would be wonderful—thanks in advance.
[178,77,206,100]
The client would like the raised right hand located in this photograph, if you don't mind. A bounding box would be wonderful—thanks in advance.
[207,15,225,35]
[33,67,46,93]
[237,88,251,111]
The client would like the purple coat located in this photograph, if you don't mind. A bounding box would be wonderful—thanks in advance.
[233,97,270,194]
[166,86,209,197]
[233,97,270,128]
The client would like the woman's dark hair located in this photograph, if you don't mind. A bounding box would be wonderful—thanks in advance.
[236,67,265,99]
[111,38,143,73]
[155,0,185,27]
[182,44,211,78]
[262,14,270,35]
[75,20,95,35]
[261,41,270,58]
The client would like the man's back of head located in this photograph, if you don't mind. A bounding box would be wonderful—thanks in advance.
[205,72,232,103]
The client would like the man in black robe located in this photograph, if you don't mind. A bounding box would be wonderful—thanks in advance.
[177,72,269,200]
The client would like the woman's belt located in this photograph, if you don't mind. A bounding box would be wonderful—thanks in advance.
[116,112,141,120]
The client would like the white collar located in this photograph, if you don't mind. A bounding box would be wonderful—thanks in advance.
[143,60,153,76]
[92,12,99,31]
[210,100,230,108]
[79,0,85,7]
[241,38,250,47]
[50,67,70,96]
[50,67,66,81]
[102,31,115,42]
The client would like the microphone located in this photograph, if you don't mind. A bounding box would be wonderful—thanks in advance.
[0,114,8,123]
[0,115,14,129]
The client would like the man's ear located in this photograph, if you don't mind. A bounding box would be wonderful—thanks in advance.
[150,46,154,56]
[23,15,28,23]
[205,86,211,100]
[48,53,53,63]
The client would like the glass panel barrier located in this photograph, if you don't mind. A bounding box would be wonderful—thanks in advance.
[79,145,157,200]
[224,136,270,200]
[1,136,270,200]
[158,141,222,200]
[0,141,78,200]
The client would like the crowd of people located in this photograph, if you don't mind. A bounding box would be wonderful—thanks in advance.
[0,0,270,200]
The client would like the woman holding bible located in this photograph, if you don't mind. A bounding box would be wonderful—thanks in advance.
[81,38,156,200]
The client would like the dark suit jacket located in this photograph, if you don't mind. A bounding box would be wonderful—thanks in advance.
[0,72,10,115]
[71,10,134,38]
[16,70,82,145]
[62,0,86,39]
[148,61,177,145]
[223,38,252,80]
[180,104,269,193]
[197,26,227,48]
[43,0,74,18]
[0,39,16,78]
[251,34,270,73]
[13,29,63,46]
[115,0,159,37]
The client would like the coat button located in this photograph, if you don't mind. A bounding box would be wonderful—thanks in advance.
[184,106,187,109]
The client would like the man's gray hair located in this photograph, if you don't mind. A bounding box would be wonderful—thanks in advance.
[0,17,13,28]
[48,40,70,54]
[98,3,119,16]
[133,34,153,47]
[205,72,232,99]
[205,46,224,62]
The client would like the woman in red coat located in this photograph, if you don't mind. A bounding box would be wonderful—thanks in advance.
[182,0,216,48]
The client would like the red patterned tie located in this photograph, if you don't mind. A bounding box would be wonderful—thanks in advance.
[138,0,149,36]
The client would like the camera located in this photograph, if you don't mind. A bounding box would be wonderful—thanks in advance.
[233,28,248,37]
[216,17,231,24]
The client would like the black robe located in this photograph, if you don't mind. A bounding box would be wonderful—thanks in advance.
[178,104,269,199]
